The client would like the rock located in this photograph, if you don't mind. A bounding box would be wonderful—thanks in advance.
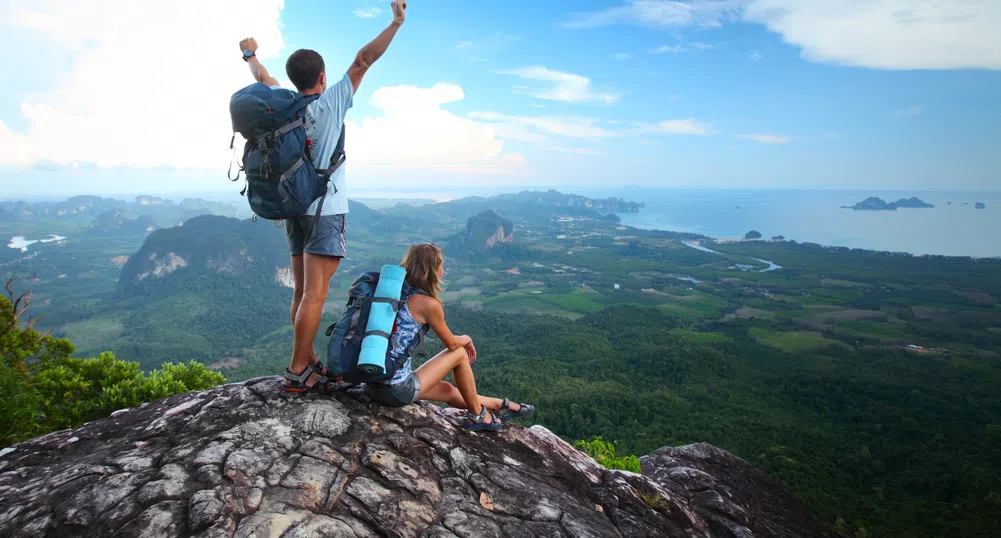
[0,377,837,537]
[842,196,934,211]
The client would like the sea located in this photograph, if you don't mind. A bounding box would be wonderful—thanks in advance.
[583,189,1000,259]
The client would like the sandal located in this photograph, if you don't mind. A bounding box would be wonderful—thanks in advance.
[497,398,535,423]
[461,405,503,431]
[283,362,336,394]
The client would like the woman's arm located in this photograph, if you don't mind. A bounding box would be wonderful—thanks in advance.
[416,296,476,361]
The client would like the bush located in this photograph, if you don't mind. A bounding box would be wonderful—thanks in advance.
[574,435,642,473]
[1,280,224,447]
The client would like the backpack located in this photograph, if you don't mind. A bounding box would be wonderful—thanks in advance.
[227,82,346,233]
[324,271,430,384]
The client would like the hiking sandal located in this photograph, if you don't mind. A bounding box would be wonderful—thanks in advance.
[283,362,336,394]
[497,398,535,423]
[461,405,503,432]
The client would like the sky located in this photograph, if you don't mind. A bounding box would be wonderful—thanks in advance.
[0,0,999,198]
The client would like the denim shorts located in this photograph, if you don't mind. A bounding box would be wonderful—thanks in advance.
[364,373,421,407]
[285,214,347,258]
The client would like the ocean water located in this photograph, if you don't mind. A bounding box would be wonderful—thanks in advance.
[584,189,999,259]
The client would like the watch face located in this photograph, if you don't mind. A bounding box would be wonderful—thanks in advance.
[243,50,254,58]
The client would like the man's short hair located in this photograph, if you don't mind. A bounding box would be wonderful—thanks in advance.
[286,49,325,92]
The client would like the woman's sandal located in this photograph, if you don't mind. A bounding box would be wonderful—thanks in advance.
[283,362,337,394]
[497,398,535,423]
[461,405,503,431]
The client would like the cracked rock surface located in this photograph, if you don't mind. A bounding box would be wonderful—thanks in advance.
[0,377,837,538]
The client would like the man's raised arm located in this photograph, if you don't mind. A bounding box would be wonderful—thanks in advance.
[347,0,406,93]
[239,37,280,87]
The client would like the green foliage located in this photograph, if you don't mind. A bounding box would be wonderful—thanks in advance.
[574,435,642,473]
[0,283,224,447]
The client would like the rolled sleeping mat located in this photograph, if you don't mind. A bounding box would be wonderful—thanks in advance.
[357,264,407,375]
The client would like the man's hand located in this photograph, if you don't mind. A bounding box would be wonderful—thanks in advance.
[239,37,279,87]
[391,1,406,26]
[239,37,258,53]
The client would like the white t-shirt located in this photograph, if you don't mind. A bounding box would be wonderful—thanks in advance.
[274,73,354,216]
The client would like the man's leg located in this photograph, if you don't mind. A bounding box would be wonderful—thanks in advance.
[290,255,304,325]
[290,253,340,374]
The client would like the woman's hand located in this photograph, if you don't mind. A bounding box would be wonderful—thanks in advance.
[461,336,477,363]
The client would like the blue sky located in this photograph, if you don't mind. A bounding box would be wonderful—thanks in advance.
[0,0,999,197]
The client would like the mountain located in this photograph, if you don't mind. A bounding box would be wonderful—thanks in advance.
[444,210,516,258]
[0,377,837,538]
[87,211,157,236]
[119,214,288,293]
[842,197,934,210]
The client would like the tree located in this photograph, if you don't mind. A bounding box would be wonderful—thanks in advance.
[1,279,225,447]
[745,230,762,240]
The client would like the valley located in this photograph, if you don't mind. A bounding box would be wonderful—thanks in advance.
[3,191,1001,537]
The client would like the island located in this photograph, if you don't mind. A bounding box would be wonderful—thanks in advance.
[976,202,986,209]
[745,230,762,240]
[841,196,935,211]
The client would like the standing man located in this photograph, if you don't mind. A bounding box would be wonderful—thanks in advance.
[239,1,407,392]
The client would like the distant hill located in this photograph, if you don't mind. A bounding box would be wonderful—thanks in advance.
[119,214,288,294]
[87,211,157,236]
[842,196,934,210]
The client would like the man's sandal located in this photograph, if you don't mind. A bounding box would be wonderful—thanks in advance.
[496,398,535,423]
[461,405,503,431]
[283,362,336,394]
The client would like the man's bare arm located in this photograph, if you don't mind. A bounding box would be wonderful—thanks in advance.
[240,37,280,87]
[347,1,406,93]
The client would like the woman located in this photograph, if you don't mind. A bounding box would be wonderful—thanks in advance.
[365,243,534,431]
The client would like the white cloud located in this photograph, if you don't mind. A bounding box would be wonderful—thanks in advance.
[0,1,521,178]
[635,119,712,135]
[352,7,382,19]
[748,50,763,60]
[569,0,1001,70]
[565,0,741,29]
[648,41,716,54]
[743,0,1001,70]
[468,112,613,142]
[650,45,686,54]
[0,0,286,170]
[740,134,790,144]
[543,146,606,156]
[454,32,520,62]
[613,53,634,60]
[346,84,525,175]
[493,66,622,105]
[895,105,925,117]
[468,112,713,143]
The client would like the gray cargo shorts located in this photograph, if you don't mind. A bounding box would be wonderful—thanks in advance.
[285,214,347,258]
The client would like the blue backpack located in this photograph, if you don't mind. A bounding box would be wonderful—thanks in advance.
[228,82,345,229]
[324,271,430,385]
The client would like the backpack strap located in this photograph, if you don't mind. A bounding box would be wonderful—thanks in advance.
[315,124,346,182]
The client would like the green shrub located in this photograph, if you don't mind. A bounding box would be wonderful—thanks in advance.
[574,435,642,473]
[1,280,225,447]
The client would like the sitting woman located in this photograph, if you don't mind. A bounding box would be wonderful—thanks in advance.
[365,243,534,431]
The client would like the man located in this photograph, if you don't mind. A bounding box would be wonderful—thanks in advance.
[239,1,407,392]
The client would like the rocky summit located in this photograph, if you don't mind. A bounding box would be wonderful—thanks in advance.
[0,377,836,538]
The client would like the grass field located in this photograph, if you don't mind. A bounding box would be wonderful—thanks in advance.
[750,328,844,353]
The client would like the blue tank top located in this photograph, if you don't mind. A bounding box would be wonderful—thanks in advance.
[387,295,424,385]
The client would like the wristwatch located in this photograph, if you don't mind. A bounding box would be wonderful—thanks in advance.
[242,49,256,62]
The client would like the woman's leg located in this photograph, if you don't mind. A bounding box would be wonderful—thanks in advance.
[421,381,507,413]
[414,347,497,422]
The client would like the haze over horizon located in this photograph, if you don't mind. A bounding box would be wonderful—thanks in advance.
[1,0,999,197]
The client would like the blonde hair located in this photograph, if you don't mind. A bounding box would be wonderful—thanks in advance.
[401,243,443,300]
